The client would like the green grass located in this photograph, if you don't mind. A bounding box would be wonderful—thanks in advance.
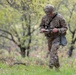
[0,63,76,75]
[0,49,76,75]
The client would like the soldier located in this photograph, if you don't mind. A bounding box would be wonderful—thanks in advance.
[40,4,67,70]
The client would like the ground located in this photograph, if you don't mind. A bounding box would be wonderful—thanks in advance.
[0,62,76,75]
[0,47,76,75]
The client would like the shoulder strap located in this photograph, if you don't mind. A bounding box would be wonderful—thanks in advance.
[48,13,58,25]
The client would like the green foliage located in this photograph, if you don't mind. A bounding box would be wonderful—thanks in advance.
[0,0,76,56]
[0,5,21,26]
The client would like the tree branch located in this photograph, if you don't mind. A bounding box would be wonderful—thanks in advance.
[0,29,18,45]
[6,0,15,6]
[11,28,21,43]
[26,27,39,37]
[66,4,76,33]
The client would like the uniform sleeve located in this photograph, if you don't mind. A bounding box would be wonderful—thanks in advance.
[58,16,68,34]
[40,17,45,30]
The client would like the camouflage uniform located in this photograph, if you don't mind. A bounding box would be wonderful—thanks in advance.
[40,13,67,69]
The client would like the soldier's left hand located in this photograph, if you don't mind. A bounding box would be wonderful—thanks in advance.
[52,28,59,33]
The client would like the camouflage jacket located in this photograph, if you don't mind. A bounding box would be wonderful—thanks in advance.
[40,13,68,39]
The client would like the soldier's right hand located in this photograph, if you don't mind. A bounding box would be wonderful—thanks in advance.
[40,28,46,33]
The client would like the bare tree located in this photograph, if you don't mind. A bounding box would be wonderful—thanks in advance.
[64,3,76,57]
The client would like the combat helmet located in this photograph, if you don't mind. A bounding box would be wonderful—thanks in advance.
[44,4,54,14]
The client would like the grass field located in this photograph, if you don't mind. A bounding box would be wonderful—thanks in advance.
[0,63,76,75]
[0,56,76,75]
[0,48,76,75]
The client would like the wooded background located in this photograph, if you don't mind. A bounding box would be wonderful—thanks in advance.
[0,0,76,57]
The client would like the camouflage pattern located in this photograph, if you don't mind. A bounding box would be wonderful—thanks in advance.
[48,41,60,69]
[44,4,54,14]
[40,13,67,69]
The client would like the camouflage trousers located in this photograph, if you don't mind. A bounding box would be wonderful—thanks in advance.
[47,38,60,69]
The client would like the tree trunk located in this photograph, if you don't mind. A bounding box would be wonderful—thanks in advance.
[26,15,31,57]
[68,29,76,57]
[27,49,29,57]
[68,45,74,57]
[20,47,26,57]
[68,36,76,57]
